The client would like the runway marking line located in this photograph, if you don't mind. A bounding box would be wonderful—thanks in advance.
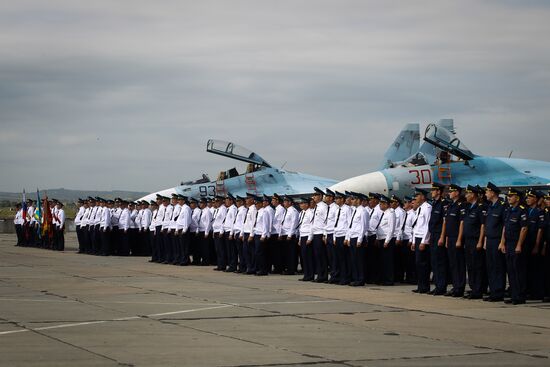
[0,300,339,336]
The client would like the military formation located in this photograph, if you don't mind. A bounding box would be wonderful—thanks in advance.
[14,183,550,305]
[14,199,66,251]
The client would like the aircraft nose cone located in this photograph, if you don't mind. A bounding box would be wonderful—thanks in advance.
[330,171,389,195]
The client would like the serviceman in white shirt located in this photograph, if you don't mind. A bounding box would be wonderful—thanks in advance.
[401,196,417,284]
[333,191,353,285]
[74,199,85,252]
[197,198,213,266]
[14,203,24,246]
[223,194,238,272]
[345,192,366,287]
[80,198,93,254]
[160,195,175,263]
[323,189,339,283]
[210,196,226,270]
[150,195,166,262]
[175,196,192,265]
[147,200,158,260]
[189,198,201,264]
[390,195,406,283]
[118,201,131,256]
[376,195,397,285]
[140,201,152,256]
[243,193,258,274]
[54,201,66,251]
[231,195,248,273]
[411,188,433,294]
[253,195,273,276]
[298,197,315,281]
[270,194,286,274]
[280,196,299,275]
[167,195,182,264]
[311,187,329,282]
[366,193,382,284]
[99,200,112,255]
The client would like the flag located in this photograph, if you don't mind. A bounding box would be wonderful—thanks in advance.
[34,189,42,238]
[42,194,54,240]
[22,189,28,224]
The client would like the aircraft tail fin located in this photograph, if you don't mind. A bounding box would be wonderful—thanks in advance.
[378,123,420,169]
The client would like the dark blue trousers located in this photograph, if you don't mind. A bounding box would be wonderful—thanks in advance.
[430,232,448,292]
[255,235,269,274]
[381,238,395,285]
[447,236,466,294]
[335,236,349,284]
[349,238,365,285]
[465,237,485,296]
[214,232,226,270]
[300,236,314,280]
[326,234,337,280]
[486,237,507,298]
[415,237,431,292]
[313,234,328,281]
[506,238,527,302]
[224,231,237,271]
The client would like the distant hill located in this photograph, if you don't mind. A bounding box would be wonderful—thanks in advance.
[0,188,149,204]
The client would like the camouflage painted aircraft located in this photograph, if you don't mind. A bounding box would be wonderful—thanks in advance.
[331,119,550,197]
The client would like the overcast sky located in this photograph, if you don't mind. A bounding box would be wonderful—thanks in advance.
[1,0,549,193]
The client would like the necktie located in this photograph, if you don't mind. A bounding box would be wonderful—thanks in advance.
[402,212,408,231]
[311,206,317,223]
[325,206,330,223]
[281,208,288,225]
[349,208,357,228]
[376,212,385,229]
[296,211,305,230]
[335,207,342,227]
[412,207,421,228]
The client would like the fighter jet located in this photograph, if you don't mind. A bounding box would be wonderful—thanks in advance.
[331,119,550,197]
[139,139,337,201]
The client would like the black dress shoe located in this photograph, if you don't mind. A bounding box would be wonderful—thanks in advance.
[467,294,483,300]
[444,291,454,297]
[299,277,313,281]
[433,290,446,296]
[428,289,436,295]
[255,271,268,276]
[452,292,464,298]
[339,281,350,286]
[412,289,420,293]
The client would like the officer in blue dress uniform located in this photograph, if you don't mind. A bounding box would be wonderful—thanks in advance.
[524,189,546,301]
[462,185,487,299]
[543,191,550,302]
[499,187,529,305]
[428,183,448,295]
[442,184,466,297]
[483,182,507,302]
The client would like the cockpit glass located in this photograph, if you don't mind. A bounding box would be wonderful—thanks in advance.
[207,139,271,167]
[424,124,474,160]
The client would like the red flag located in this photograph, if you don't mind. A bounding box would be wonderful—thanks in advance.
[42,195,54,240]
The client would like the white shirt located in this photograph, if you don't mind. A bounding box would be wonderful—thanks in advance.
[169,204,181,230]
[135,209,143,230]
[111,207,122,227]
[412,201,432,244]
[198,207,213,233]
[156,204,166,228]
[74,206,85,226]
[376,208,396,243]
[362,205,371,239]
[231,205,248,236]
[119,208,130,231]
[223,204,237,233]
[162,204,173,230]
[190,207,201,233]
[272,204,286,236]
[28,206,36,224]
[334,204,352,238]
[393,206,406,240]
[368,205,383,236]
[299,208,314,238]
[81,207,92,226]
[254,207,273,238]
[100,207,111,230]
[149,208,158,231]
[243,205,257,234]
[176,204,192,233]
[56,208,66,229]
[280,206,299,237]
[403,208,415,241]
[129,209,138,229]
[14,209,24,225]
[141,208,152,230]
[311,201,328,235]
[212,205,227,234]
[324,202,339,235]
[346,206,365,243]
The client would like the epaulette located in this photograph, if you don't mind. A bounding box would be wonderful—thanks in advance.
[520,205,525,210]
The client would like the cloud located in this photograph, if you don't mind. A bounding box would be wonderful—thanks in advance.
[0,0,549,192]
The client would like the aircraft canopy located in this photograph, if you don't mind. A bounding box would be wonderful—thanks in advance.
[423,123,475,160]
[207,140,272,167]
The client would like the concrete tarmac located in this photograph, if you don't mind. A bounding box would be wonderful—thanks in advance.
[1,233,549,366]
